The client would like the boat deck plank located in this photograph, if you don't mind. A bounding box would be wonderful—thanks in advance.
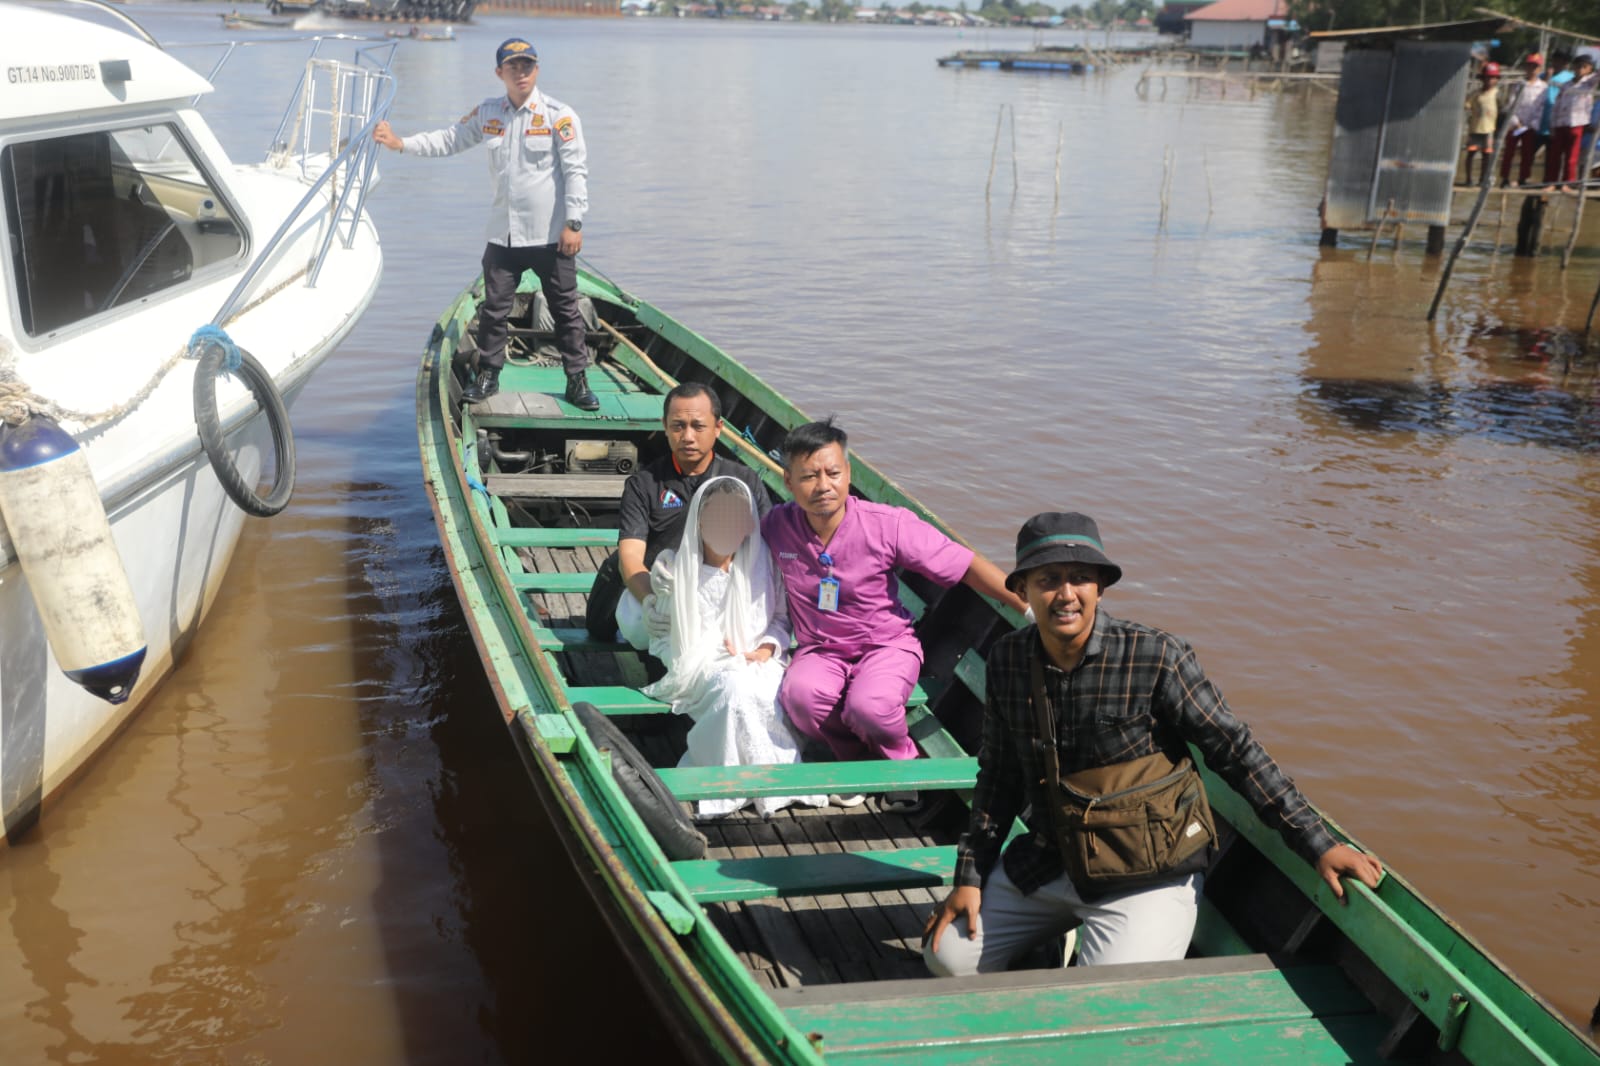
[776,959,1390,1064]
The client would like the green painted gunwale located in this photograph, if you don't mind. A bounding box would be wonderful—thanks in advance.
[416,269,1600,1065]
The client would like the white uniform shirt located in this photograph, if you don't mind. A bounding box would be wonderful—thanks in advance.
[402,88,588,247]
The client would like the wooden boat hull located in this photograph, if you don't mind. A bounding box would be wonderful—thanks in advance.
[416,270,1600,1064]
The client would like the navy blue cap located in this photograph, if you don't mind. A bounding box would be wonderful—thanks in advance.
[496,38,537,66]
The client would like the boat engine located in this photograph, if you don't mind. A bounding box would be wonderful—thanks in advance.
[565,439,636,475]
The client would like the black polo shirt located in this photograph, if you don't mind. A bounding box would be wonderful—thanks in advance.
[618,454,771,567]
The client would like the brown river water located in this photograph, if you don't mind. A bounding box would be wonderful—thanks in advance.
[2,5,1598,1061]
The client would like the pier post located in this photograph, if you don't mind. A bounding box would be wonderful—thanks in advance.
[1425,225,1445,255]
[1320,228,1338,247]
[1516,197,1545,257]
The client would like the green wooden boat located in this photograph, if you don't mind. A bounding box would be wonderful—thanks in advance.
[416,270,1600,1065]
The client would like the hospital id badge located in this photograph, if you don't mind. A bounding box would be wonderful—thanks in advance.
[817,576,840,612]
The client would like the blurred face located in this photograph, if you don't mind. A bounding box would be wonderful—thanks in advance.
[699,490,754,559]
[496,56,538,104]
[783,442,850,526]
[1023,562,1103,653]
[664,394,720,474]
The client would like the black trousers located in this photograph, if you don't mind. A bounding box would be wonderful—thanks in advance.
[478,241,587,374]
[585,550,625,641]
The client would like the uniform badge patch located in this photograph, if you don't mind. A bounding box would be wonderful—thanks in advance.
[659,489,684,509]
[532,113,546,127]
[460,106,479,124]
[555,115,575,143]
[483,118,505,136]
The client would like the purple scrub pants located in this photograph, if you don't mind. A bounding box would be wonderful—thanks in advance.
[778,646,921,761]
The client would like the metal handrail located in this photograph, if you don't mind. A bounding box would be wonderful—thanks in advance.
[208,56,397,326]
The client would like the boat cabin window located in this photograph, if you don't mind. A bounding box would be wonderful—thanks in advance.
[2,124,244,336]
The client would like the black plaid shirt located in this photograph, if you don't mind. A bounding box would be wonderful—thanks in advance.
[955,609,1338,894]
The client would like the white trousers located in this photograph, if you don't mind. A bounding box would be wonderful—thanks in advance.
[923,862,1201,976]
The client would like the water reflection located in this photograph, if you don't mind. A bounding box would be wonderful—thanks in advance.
[1301,250,1600,451]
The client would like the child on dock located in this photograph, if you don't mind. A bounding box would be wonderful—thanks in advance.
[1463,63,1501,187]
[1546,54,1598,192]
[1502,55,1547,188]
[643,477,824,819]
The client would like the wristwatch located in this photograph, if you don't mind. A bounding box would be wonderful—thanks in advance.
[565,220,582,232]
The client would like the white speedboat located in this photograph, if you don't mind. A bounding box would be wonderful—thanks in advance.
[0,1,393,840]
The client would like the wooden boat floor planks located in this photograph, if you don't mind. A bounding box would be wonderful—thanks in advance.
[417,271,1600,1065]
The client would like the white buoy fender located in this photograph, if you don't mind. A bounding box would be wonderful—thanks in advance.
[0,416,147,704]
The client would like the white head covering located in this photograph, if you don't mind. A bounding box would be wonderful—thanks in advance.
[643,476,776,704]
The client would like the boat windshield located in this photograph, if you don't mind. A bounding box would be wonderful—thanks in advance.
[3,123,245,336]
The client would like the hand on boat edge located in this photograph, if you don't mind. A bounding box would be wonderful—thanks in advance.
[923,885,982,954]
[1316,843,1383,904]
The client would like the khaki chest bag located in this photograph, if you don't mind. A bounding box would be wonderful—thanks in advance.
[1030,652,1217,896]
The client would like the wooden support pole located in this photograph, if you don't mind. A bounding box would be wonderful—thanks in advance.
[1428,114,1511,321]
[1561,138,1600,270]
[1426,224,1446,254]
[1368,198,1395,260]
[1516,196,1546,256]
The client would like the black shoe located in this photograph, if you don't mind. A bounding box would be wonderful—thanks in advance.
[564,370,599,411]
[461,367,500,405]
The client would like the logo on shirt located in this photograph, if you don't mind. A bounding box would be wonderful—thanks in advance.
[659,489,684,509]
[555,115,575,143]
[483,118,505,136]
[532,113,546,128]
[778,552,799,560]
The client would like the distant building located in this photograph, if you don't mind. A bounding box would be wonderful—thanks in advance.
[1155,1,1207,36]
[1184,0,1286,51]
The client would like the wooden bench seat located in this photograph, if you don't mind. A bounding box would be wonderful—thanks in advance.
[492,527,621,549]
[657,757,977,801]
[673,844,955,903]
[486,474,629,500]
[571,683,931,718]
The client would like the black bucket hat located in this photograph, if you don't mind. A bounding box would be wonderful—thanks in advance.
[1005,512,1122,594]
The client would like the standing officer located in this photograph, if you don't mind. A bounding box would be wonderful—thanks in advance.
[374,37,597,410]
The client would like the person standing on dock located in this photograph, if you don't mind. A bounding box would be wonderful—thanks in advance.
[1502,55,1546,188]
[763,419,1025,806]
[373,37,597,410]
[1546,54,1598,193]
[1462,63,1501,187]
[923,512,1383,974]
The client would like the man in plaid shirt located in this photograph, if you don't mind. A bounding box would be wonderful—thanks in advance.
[924,513,1382,974]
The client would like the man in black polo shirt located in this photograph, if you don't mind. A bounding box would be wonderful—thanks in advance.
[585,381,770,643]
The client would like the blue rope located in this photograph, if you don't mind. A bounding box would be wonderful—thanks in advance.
[187,325,242,375]
[465,473,488,495]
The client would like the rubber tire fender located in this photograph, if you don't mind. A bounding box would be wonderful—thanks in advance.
[573,702,707,862]
[193,343,296,518]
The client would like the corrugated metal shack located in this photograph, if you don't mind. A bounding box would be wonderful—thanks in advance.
[1314,17,1506,252]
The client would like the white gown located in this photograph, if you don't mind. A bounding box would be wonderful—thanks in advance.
[649,561,825,818]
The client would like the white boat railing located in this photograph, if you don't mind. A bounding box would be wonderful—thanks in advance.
[179,36,399,323]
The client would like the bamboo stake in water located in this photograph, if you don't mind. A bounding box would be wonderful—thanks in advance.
[1158,146,1174,232]
[1052,120,1064,218]
[1561,137,1600,269]
[1202,146,1214,222]
[1009,104,1019,197]
[985,104,1003,202]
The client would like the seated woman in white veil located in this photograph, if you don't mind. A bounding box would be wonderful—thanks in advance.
[643,476,825,819]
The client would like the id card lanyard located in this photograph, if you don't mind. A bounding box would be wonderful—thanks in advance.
[817,551,840,612]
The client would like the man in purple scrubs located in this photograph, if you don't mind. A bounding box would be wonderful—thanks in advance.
[763,419,1025,777]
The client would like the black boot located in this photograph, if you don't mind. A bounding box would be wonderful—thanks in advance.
[564,370,599,411]
[461,366,500,405]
